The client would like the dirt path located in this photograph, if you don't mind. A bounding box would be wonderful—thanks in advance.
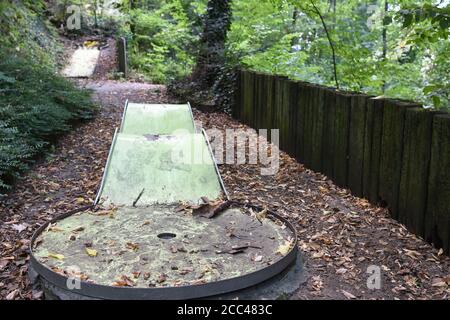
[1,38,449,300]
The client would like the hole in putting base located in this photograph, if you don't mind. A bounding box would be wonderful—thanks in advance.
[157,233,176,240]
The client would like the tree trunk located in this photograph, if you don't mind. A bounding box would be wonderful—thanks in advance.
[193,0,233,88]
[382,0,388,93]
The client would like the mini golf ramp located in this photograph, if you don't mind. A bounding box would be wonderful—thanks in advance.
[97,133,224,206]
[30,102,298,300]
[120,102,196,135]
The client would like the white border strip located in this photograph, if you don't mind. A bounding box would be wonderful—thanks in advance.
[201,128,230,200]
[119,99,129,133]
[187,101,197,133]
[94,128,119,205]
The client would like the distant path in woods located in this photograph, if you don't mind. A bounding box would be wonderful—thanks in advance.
[0,38,449,300]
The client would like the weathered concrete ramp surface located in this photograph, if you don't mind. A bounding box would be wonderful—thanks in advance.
[97,102,223,206]
[121,103,195,135]
[98,133,223,206]
[62,48,100,78]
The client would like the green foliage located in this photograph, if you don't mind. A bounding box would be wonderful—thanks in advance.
[225,0,449,109]
[0,0,62,67]
[121,0,204,83]
[0,52,96,190]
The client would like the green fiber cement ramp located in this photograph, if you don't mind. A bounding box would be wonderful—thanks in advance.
[121,103,195,135]
[99,133,223,206]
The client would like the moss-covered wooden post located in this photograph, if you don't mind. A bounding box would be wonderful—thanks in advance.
[426,114,450,253]
[321,89,336,179]
[287,80,299,157]
[310,86,325,172]
[257,73,266,129]
[242,71,255,126]
[253,73,261,128]
[362,98,384,203]
[296,83,307,163]
[239,70,247,122]
[348,94,368,197]
[303,84,315,168]
[379,100,418,219]
[240,69,246,121]
[233,69,242,119]
[265,74,275,131]
[259,73,268,129]
[117,37,128,78]
[279,79,291,152]
[333,92,352,187]
[398,108,437,237]
[273,77,284,145]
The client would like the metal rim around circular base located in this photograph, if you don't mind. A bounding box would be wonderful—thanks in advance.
[29,202,298,300]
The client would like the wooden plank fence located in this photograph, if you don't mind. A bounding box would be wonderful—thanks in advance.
[234,69,450,254]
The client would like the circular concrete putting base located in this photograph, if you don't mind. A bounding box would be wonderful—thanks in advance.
[30,203,298,299]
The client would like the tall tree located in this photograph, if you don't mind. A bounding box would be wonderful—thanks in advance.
[192,0,233,88]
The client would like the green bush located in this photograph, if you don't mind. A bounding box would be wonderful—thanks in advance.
[0,52,97,190]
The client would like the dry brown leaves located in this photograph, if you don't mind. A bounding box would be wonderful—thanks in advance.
[176,197,231,219]
[193,109,450,300]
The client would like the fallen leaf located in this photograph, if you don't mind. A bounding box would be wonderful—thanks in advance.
[252,254,263,262]
[11,224,27,233]
[432,278,448,287]
[85,248,98,257]
[276,240,293,256]
[157,274,167,283]
[336,268,347,274]
[72,226,85,233]
[48,253,65,260]
[179,267,193,275]
[404,249,421,260]
[190,199,231,219]
[6,289,18,300]
[443,275,450,283]
[342,290,356,299]
[126,242,139,251]
[0,259,9,271]
[76,197,86,204]
[49,226,64,232]
[312,251,325,259]
[254,208,268,223]
[112,275,135,287]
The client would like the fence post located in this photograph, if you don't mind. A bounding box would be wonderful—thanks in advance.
[363,98,384,203]
[321,89,336,179]
[265,74,275,131]
[348,94,368,197]
[310,86,325,172]
[426,114,450,253]
[379,100,419,219]
[332,92,352,187]
[302,84,315,168]
[117,37,128,78]
[296,83,307,163]
[398,108,438,237]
